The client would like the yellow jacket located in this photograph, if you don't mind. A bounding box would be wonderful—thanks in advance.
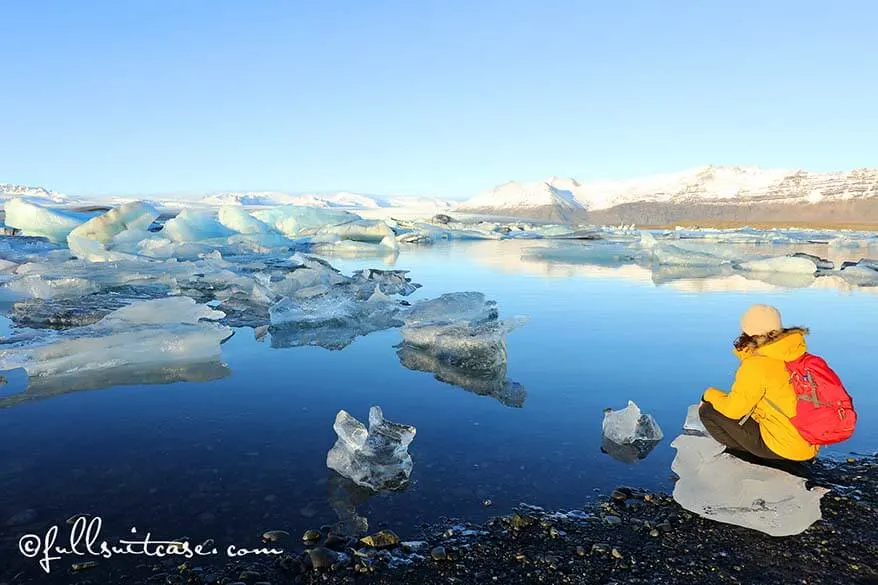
[703,329,819,461]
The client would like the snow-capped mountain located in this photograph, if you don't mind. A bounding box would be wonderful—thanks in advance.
[457,166,878,224]
[457,180,588,222]
[199,190,453,211]
[0,184,68,204]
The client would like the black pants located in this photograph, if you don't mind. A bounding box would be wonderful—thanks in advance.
[698,401,785,461]
[698,402,814,478]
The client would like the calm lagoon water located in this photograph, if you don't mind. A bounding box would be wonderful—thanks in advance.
[1,239,876,562]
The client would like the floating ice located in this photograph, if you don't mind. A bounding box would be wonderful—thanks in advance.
[317,219,396,243]
[0,298,233,387]
[736,255,818,275]
[268,286,404,350]
[396,292,527,405]
[161,209,236,242]
[252,205,359,237]
[601,400,664,462]
[671,403,827,537]
[326,406,416,492]
[521,243,637,267]
[217,206,275,234]
[3,199,93,243]
[402,292,497,327]
[790,252,834,271]
[839,266,878,286]
[67,201,160,244]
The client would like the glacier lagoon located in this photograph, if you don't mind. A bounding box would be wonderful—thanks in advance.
[0,229,877,569]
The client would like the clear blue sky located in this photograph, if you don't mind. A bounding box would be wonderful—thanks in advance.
[1,0,876,199]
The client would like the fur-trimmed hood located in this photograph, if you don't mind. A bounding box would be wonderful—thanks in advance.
[733,327,809,361]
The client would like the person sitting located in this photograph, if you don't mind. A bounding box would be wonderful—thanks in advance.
[699,304,818,463]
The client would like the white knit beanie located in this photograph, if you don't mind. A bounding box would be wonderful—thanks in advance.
[740,304,783,336]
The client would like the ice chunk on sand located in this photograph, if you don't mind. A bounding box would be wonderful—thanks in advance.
[671,404,827,537]
[601,401,664,462]
[736,255,818,275]
[252,205,359,237]
[3,199,93,243]
[161,209,235,242]
[0,298,232,380]
[326,406,416,492]
[217,206,275,234]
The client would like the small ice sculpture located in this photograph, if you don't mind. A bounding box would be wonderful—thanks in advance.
[326,406,416,492]
[601,401,664,462]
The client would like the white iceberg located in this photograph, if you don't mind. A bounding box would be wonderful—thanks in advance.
[736,255,818,275]
[217,205,275,234]
[326,406,416,492]
[670,403,827,537]
[3,199,93,243]
[252,205,359,237]
[0,297,233,380]
[161,209,235,242]
[67,201,160,244]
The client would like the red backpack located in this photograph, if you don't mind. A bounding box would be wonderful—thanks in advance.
[782,353,857,445]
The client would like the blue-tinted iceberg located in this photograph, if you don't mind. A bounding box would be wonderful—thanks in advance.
[4,199,94,243]
[0,297,233,390]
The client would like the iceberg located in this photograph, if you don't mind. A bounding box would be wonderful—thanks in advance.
[839,266,878,286]
[3,199,93,243]
[67,201,160,244]
[326,406,416,492]
[402,291,497,327]
[252,205,359,237]
[601,401,664,462]
[396,292,527,404]
[161,209,236,242]
[217,206,275,234]
[316,219,396,244]
[736,255,818,275]
[0,297,233,380]
[671,403,827,537]
[521,243,637,267]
